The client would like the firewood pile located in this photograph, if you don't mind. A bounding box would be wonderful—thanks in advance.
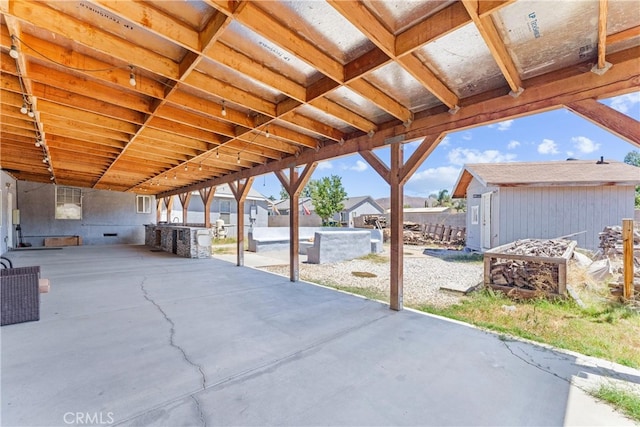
[599,225,640,256]
[484,239,575,297]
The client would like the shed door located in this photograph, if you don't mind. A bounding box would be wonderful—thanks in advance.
[481,192,492,249]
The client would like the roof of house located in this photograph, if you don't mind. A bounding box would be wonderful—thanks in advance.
[452,160,640,198]
[272,197,313,210]
[341,196,384,213]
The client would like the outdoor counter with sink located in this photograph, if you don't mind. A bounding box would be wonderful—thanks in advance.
[144,224,212,258]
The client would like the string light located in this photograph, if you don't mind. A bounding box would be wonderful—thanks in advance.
[9,36,19,59]
[265,127,270,138]
[35,139,41,147]
[129,65,136,87]
[221,101,227,117]
[173,172,177,180]
[50,176,55,181]
[184,164,188,172]
[42,156,49,163]
[216,149,219,159]
[198,163,202,171]
[20,103,28,114]
[27,107,35,118]
[165,175,168,180]
[237,152,241,164]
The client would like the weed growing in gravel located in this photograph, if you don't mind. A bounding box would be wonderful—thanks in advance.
[351,271,377,278]
[357,253,387,264]
[414,289,640,368]
[593,384,640,422]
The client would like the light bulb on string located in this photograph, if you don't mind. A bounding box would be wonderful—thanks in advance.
[198,163,202,171]
[20,103,28,114]
[129,66,136,87]
[9,42,19,59]
[27,108,35,118]
[237,152,241,164]
[221,101,227,117]
[216,149,219,159]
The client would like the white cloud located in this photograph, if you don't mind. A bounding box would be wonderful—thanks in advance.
[571,136,600,154]
[350,160,368,172]
[606,92,640,115]
[497,120,514,131]
[407,165,462,196]
[439,136,451,147]
[537,139,559,154]
[566,150,575,158]
[447,147,517,166]
[461,132,472,141]
[507,140,521,150]
[316,161,333,170]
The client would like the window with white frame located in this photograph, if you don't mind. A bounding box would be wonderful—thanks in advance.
[219,200,231,224]
[136,195,151,214]
[55,186,82,220]
[471,206,479,225]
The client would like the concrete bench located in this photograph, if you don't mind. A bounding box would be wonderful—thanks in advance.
[249,227,384,255]
[306,230,371,264]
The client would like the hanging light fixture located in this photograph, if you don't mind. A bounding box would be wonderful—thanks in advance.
[50,176,55,181]
[198,163,202,171]
[27,107,35,118]
[173,172,177,180]
[184,164,188,172]
[35,139,41,147]
[129,65,136,87]
[221,101,227,117]
[236,152,241,164]
[165,175,168,180]
[47,167,52,172]
[265,127,270,138]
[20,103,28,114]
[42,156,49,163]
[216,149,219,159]
[9,37,19,59]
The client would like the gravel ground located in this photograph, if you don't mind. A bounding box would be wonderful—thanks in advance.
[259,246,484,307]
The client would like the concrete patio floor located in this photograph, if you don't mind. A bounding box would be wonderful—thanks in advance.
[1,245,638,426]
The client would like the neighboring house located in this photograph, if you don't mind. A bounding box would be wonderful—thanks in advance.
[334,196,385,227]
[160,183,270,239]
[451,159,640,251]
[272,197,314,216]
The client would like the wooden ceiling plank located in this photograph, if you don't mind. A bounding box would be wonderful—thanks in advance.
[146,116,225,144]
[154,105,236,136]
[38,100,138,134]
[344,47,391,83]
[43,124,127,147]
[395,2,470,57]
[565,98,640,148]
[5,0,179,79]
[462,0,523,94]
[40,113,132,141]
[208,42,306,102]
[237,2,344,82]
[597,0,608,70]
[309,98,377,132]
[607,26,640,45]
[184,70,276,116]
[280,111,345,142]
[397,54,459,109]
[167,91,254,128]
[90,0,199,51]
[478,1,517,17]
[31,83,146,125]
[348,79,412,123]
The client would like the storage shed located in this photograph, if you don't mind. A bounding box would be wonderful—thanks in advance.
[451,160,640,251]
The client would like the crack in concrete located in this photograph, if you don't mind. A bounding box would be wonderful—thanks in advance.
[139,276,207,391]
[191,395,207,427]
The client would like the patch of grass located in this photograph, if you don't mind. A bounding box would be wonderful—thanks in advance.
[593,384,640,422]
[357,253,387,264]
[351,271,377,278]
[307,279,388,302]
[212,247,234,254]
[413,289,640,368]
[443,253,484,263]
[213,237,237,245]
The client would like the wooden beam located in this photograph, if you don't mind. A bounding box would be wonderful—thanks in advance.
[359,150,390,185]
[598,0,610,71]
[565,99,640,148]
[164,196,174,223]
[229,177,255,266]
[157,47,640,198]
[156,198,163,224]
[198,186,216,228]
[348,79,412,123]
[178,192,192,225]
[389,142,404,311]
[607,26,640,45]
[310,98,377,133]
[399,134,447,185]
[462,0,523,94]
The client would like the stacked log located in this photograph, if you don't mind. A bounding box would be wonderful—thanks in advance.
[485,239,575,296]
[599,225,640,256]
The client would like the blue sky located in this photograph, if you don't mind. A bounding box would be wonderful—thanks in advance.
[255,92,640,200]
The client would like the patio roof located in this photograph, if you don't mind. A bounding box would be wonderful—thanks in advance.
[2,245,637,425]
[1,1,638,195]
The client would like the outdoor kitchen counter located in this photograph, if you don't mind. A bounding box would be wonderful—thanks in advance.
[144,224,211,259]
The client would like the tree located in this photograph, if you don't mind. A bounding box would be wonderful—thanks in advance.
[624,150,640,167]
[437,189,452,207]
[624,150,640,207]
[308,175,347,225]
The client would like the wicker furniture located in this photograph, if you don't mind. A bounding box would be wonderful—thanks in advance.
[1,266,41,326]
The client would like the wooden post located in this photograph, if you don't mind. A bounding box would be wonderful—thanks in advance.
[178,192,192,226]
[198,186,216,228]
[229,178,255,267]
[275,163,317,282]
[164,196,174,223]
[156,198,163,224]
[389,142,404,311]
[623,218,634,300]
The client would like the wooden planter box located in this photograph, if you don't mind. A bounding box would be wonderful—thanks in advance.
[483,240,577,298]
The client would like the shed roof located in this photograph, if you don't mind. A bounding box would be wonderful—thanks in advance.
[452,160,640,198]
